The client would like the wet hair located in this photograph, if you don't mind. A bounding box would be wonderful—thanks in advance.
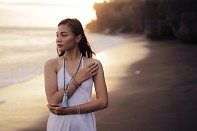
[57,18,95,58]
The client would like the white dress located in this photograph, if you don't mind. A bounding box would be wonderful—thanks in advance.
[47,57,96,131]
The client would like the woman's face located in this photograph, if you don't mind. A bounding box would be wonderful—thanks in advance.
[56,24,77,52]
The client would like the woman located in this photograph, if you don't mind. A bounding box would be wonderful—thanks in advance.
[44,18,108,131]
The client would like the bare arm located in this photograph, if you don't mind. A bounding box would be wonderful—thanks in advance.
[48,60,108,115]
[44,59,99,105]
[44,59,72,105]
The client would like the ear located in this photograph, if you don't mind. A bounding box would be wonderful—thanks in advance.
[75,35,82,43]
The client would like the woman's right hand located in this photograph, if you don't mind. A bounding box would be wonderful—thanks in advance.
[75,62,99,84]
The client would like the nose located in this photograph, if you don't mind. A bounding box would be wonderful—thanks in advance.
[56,35,62,43]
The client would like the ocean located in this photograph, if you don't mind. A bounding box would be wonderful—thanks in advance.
[0,28,123,88]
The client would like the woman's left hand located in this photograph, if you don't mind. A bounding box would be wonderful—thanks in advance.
[47,104,69,115]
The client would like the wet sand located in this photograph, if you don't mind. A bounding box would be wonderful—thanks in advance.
[0,34,148,131]
[0,75,48,131]
[1,35,197,131]
[96,39,197,131]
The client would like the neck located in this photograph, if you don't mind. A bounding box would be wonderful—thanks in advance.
[65,47,81,61]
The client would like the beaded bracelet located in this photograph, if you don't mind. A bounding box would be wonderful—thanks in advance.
[73,78,81,87]
[72,80,78,88]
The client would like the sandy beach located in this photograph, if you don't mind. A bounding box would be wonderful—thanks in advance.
[0,75,48,131]
[1,34,197,131]
[96,39,197,131]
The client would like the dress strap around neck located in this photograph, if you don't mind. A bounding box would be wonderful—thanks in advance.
[81,56,84,68]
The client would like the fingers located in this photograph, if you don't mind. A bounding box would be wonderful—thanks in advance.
[48,103,59,107]
[76,62,99,82]
[87,62,96,68]
[91,69,98,76]
[48,106,57,114]
[88,63,98,70]
[48,105,57,111]
[90,64,99,76]
[47,103,61,115]
[88,63,99,76]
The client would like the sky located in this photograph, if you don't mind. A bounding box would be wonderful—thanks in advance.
[0,0,107,28]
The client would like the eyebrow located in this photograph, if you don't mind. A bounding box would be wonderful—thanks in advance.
[56,31,68,34]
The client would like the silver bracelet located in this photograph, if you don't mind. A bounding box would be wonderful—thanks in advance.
[76,105,80,114]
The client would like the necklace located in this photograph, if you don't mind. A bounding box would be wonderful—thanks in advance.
[62,53,82,107]
[63,53,82,92]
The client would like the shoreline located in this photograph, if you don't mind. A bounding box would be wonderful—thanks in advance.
[0,34,148,131]
[0,74,48,131]
[0,33,197,131]
[2,33,196,131]
[0,30,124,89]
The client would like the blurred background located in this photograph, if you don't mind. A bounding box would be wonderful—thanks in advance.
[0,0,197,131]
[0,0,107,88]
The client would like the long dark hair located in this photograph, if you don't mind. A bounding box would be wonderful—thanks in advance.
[57,18,95,58]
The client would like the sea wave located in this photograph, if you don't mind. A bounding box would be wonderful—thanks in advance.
[0,28,123,88]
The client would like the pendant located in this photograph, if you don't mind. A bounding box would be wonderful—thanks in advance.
[62,93,69,107]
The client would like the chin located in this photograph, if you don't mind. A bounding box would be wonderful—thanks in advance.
[58,47,66,52]
[58,46,73,52]
[59,49,65,52]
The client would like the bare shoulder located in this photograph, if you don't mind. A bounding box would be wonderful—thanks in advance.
[44,57,63,73]
[44,58,56,68]
[83,57,102,66]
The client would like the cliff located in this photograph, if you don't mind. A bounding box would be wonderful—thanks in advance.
[86,0,197,43]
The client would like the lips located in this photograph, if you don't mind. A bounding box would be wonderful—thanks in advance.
[57,44,63,48]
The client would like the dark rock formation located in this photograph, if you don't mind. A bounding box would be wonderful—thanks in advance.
[86,0,197,43]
